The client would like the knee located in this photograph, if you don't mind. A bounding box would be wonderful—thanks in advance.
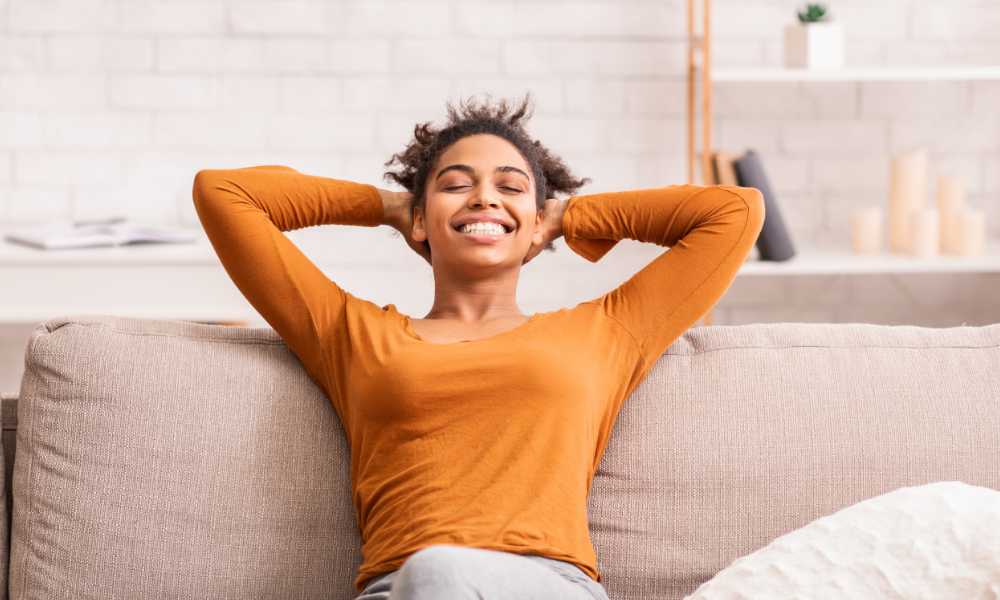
[391,545,474,599]
[399,544,466,576]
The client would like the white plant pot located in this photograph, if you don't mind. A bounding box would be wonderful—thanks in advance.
[784,22,844,69]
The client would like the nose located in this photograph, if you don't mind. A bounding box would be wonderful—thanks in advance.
[470,188,502,209]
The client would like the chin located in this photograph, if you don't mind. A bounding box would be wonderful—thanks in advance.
[464,254,516,268]
[442,250,520,269]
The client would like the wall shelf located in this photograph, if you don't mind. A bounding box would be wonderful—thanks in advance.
[739,242,1000,276]
[684,1,999,325]
[712,66,1000,82]
[1,233,996,324]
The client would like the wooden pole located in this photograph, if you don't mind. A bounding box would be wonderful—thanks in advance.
[701,0,716,327]
[686,0,695,184]
[701,0,712,186]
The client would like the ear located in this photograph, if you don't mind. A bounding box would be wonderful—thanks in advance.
[531,205,546,246]
[412,204,427,242]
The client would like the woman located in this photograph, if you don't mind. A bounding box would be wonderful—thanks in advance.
[192,93,765,600]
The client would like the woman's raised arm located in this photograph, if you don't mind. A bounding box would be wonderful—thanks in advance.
[191,165,384,402]
[561,184,765,380]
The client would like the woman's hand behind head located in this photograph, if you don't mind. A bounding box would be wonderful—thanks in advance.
[384,190,432,265]
[522,197,566,266]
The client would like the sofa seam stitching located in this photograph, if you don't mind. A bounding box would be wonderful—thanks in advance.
[663,342,1000,356]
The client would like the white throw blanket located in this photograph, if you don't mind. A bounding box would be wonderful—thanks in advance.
[686,481,1000,599]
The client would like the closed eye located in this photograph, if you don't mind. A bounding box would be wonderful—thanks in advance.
[446,186,522,192]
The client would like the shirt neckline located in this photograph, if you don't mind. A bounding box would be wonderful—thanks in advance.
[399,311,544,346]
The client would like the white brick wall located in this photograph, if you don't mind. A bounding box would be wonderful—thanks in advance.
[0,0,997,336]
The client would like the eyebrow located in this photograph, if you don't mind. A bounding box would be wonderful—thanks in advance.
[434,164,530,183]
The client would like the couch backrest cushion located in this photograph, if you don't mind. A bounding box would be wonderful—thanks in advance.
[11,316,360,600]
[9,315,1000,600]
[1,394,10,600]
[588,321,1000,599]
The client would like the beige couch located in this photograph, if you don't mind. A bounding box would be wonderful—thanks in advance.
[1,314,998,600]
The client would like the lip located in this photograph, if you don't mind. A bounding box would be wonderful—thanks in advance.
[450,214,517,233]
[455,230,512,244]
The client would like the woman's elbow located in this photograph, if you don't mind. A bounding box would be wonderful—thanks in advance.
[734,187,765,230]
[192,169,226,206]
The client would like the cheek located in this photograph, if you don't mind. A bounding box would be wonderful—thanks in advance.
[419,195,453,233]
[520,211,541,235]
[517,218,533,234]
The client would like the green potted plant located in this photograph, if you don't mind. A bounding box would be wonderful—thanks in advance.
[784,3,844,69]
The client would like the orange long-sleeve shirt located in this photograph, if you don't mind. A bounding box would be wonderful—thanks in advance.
[191,165,764,592]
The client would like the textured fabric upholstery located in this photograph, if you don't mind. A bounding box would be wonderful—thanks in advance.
[11,315,360,600]
[5,315,999,600]
[1,393,11,600]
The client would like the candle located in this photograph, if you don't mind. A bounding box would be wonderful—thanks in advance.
[909,208,938,257]
[955,208,985,257]
[888,149,928,255]
[945,216,965,256]
[850,206,882,255]
[936,175,965,255]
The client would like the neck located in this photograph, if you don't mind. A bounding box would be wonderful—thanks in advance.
[425,262,525,322]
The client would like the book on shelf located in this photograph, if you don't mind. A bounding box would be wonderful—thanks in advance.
[713,152,740,186]
[703,151,740,187]
[702,151,719,185]
[3,217,199,250]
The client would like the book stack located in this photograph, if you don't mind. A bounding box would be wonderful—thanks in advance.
[3,217,199,251]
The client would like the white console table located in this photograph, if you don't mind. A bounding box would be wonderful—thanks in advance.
[1,230,260,324]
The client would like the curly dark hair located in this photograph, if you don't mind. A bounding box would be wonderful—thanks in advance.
[382,91,591,254]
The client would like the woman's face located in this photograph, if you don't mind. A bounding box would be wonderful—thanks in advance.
[412,133,545,272]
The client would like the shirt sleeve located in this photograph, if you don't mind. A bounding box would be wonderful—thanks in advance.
[561,184,765,378]
[191,165,384,407]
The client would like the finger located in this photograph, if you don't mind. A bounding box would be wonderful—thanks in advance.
[417,241,432,265]
[522,245,538,265]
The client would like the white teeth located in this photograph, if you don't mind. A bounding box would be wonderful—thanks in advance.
[460,222,507,235]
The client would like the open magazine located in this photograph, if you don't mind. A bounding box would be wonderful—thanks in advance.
[3,217,199,250]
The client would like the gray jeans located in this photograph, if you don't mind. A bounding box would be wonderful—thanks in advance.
[354,544,611,600]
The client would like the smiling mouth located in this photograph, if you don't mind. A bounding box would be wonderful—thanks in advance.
[452,223,515,235]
